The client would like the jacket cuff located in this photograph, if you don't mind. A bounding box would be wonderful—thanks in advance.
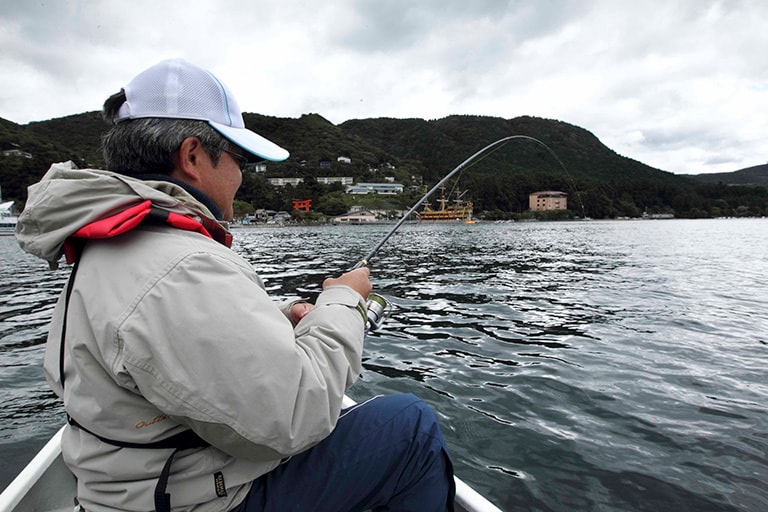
[317,286,367,324]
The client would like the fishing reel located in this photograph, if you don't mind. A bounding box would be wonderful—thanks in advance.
[365,293,390,331]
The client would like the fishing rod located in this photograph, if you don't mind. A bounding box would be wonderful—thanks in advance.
[359,134,571,330]
[353,134,568,269]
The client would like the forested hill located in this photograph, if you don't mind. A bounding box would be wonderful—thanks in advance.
[339,115,681,184]
[1,112,766,218]
[686,164,768,188]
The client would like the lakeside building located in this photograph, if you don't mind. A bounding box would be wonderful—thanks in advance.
[332,210,378,224]
[240,210,293,224]
[529,191,568,211]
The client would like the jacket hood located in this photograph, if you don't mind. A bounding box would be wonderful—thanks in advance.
[16,161,222,265]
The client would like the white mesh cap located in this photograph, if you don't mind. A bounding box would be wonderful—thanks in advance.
[115,59,289,162]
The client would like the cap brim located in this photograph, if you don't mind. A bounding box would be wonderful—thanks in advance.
[209,121,289,162]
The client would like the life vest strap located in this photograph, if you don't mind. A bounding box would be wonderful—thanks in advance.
[59,199,220,512]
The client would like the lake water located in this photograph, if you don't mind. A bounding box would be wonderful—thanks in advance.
[1,219,767,511]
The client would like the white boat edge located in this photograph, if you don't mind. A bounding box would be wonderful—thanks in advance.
[1,397,503,512]
[0,426,70,512]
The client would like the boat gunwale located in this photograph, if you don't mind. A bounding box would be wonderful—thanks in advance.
[2,402,503,512]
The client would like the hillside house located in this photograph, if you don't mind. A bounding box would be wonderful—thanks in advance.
[317,177,354,185]
[2,149,32,158]
[346,183,404,195]
[268,177,304,187]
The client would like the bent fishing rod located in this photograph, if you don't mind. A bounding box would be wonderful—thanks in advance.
[356,135,570,330]
[352,134,568,270]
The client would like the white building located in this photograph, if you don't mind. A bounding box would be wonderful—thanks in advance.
[346,183,404,195]
[317,177,354,185]
[332,210,378,224]
[268,177,305,187]
[2,149,32,158]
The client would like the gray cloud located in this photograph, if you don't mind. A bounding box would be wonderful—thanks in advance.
[0,0,766,174]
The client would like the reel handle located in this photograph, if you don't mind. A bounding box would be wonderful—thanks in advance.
[365,293,390,331]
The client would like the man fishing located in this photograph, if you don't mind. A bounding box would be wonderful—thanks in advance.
[15,58,455,512]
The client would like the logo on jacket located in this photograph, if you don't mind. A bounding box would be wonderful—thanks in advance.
[134,414,169,429]
[214,472,228,497]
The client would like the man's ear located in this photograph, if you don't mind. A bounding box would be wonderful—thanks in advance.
[173,136,206,184]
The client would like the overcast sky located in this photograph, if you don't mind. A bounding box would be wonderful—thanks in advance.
[1,0,766,175]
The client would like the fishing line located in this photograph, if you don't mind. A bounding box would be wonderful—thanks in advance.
[442,141,513,203]
[352,134,575,270]
[355,134,578,331]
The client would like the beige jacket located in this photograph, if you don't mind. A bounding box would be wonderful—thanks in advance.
[16,162,367,512]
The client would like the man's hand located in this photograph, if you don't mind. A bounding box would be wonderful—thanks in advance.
[290,302,314,324]
[323,267,372,299]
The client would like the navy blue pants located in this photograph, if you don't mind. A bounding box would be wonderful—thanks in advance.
[234,394,455,512]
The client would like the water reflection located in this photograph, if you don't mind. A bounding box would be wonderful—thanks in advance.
[0,238,68,453]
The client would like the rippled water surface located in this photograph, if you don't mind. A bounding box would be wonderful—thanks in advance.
[2,219,767,511]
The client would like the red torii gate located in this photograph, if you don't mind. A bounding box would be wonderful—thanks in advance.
[292,199,312,212]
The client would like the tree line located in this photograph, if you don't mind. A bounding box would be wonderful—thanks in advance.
[1,112,766,219]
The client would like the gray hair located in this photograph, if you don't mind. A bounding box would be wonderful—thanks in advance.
[101,90,228,175]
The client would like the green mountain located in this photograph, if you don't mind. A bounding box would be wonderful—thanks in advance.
[25,112,108,167]
[0,116,84,205]
[242,113,399,177]
[1,112,766,219]
[686,164,768,188]
[341,115,680,183]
